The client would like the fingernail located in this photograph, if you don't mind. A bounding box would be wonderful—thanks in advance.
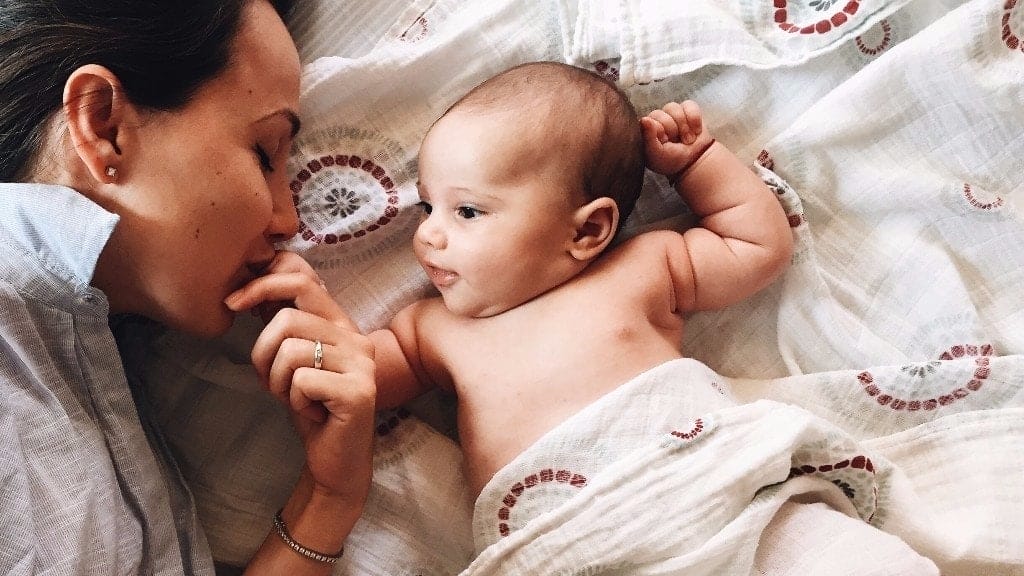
[224,292,243,309]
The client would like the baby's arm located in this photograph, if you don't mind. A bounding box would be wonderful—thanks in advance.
[369,303,435,410]
[641,101,793,311]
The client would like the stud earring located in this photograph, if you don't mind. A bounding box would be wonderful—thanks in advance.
[105,166,118,179]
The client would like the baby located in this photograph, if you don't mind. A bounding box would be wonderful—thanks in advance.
[370,61,793,496]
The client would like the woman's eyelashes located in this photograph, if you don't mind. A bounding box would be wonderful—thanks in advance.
[416,200,432,215]
[254,144,274,172]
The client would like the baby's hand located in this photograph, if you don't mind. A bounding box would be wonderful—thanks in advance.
[641,100,716,182]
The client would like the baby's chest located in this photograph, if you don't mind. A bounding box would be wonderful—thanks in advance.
[440,304,669,400]
[451,297,645,365]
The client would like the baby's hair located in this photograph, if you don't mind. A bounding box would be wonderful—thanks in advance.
[448,61,645,229]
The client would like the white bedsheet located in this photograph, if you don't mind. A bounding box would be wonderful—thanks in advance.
[137,0,1024,573]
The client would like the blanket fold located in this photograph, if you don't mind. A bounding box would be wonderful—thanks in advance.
[559,0,913,84]
[467,358,1024,575]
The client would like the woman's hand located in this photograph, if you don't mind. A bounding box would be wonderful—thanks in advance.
[224,251,375,504]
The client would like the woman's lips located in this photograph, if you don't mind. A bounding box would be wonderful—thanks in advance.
[424,264,458,288]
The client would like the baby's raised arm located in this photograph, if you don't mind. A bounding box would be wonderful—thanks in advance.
[641,101,793,312]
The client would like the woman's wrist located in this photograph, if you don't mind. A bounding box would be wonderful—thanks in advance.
[272,509,344,563]
[278,472,364,560]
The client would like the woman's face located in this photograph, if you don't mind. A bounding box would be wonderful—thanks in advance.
[99,0,302,337]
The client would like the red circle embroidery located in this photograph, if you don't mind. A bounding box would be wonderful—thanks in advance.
[855,19,892,55]
[858,344,995,410]
[290,154,400,246]
[671,418,706,440]
[497,468,588,537]
[788,454,878,520]
[963,183,1005,211]
[1003,0,1024,52]
[774,0,860,35]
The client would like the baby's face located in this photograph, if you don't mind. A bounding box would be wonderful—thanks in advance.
[413,109,584,317]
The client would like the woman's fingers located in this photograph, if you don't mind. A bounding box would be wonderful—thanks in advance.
[226,271,354,330]
[224,250,355,330]
[289,367,376,423]
[251,308,320,387]
[264,332,374,403]
[252,306,373,385]
[289,369,376,498]
[228,251,378,502]
[260,251,324,284]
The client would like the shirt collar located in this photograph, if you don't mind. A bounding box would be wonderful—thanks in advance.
[0,183,119,288]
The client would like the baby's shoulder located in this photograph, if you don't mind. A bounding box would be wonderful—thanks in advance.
[397,295,449,325]
[605,229,682,264]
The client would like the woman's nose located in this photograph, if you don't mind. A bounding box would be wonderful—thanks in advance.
[266,184,300,243]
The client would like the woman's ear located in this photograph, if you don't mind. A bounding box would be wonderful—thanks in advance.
[569,196,619,261]
[63,64,128,184]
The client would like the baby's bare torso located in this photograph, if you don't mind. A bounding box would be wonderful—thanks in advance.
[414,235,686,495]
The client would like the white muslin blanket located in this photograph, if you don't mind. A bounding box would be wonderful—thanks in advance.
[467,357,1024,575]
[133,0,1024,573]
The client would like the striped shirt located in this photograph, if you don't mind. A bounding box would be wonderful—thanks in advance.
[0,183,214,575]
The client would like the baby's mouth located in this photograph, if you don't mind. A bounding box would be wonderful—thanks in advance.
[424,264,458,287]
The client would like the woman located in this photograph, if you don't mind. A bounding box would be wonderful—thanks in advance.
[0,1,375,574]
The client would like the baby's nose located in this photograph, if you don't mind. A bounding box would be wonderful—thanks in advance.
[415,216,446,250]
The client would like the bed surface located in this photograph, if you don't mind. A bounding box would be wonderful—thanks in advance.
[139,0,1024,573]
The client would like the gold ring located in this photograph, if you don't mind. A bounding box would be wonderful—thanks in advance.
[313,340,323,370]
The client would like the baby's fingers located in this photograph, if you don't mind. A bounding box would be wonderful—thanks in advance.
[640,117,667,145]
[646,109,679,142]
[664,101,703,145]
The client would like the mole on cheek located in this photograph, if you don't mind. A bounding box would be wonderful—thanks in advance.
[194,228,200,240]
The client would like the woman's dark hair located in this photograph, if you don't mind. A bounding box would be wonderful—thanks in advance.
[0,0,294,181]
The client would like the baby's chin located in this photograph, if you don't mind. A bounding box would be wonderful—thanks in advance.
[440,294,517,319]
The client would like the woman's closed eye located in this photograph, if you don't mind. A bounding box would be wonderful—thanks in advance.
[416,200,432,215]
[254,145,274,172]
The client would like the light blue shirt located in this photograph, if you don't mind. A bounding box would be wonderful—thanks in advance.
[0,183,214,575]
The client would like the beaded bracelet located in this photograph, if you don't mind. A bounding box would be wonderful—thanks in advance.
[667,138,717,187]
[272,509,345,564]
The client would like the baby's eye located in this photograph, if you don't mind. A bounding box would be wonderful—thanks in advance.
[254,145,274,172]
[416,200,432,215]
[456,206,482,219]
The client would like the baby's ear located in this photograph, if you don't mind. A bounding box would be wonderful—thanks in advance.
[569,197,618,261]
